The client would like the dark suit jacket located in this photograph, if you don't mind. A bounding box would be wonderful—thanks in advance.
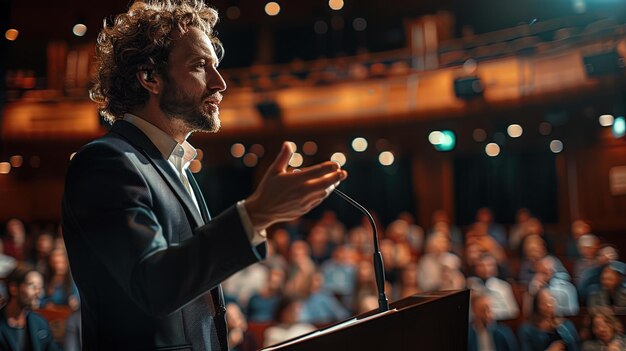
[0,308,60,351]
[62,120,266,350]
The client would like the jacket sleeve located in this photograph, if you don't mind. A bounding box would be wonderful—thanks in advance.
[62,142,265,317]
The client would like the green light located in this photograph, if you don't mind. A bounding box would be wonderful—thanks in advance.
[434,130,456,151]
[613,116,625,138]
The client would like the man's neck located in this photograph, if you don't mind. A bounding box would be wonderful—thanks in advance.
[129,108,190,144]
[5,300,26,328]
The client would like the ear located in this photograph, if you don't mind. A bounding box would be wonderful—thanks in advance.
[136,69,162,95]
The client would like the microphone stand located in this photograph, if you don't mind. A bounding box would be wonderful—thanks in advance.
[334,189,389,313]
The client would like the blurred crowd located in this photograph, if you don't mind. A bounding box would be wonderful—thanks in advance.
[1,207,625,350]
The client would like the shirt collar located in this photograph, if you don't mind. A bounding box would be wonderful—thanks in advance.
[123,113,197,163]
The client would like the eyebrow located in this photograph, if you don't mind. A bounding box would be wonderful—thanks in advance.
[187,53,218,66]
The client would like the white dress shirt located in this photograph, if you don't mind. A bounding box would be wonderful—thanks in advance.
[124,113,267,246]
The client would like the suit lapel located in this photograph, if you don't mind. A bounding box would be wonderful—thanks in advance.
[110,120,204,228]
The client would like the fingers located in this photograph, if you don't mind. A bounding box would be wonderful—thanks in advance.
[303,169,347,190]
[269,142,295,174]
[296,161,340,178]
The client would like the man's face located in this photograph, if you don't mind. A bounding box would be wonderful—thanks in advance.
[17,272,43,309]
[160,27,226,133]
[476,256,497,279]
[601,267,621,291]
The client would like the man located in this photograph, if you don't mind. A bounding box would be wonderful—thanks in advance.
[467,294,517,351]
[0,266,59,350]
[528,256,579,316]
[61,1,347,350]
[467,253,519,320]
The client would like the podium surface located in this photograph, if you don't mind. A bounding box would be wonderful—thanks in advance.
[263,289,470,351]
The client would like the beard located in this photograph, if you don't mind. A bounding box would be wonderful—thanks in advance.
[159,76,221,133]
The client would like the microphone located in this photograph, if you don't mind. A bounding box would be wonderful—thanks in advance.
[333,188,389,313]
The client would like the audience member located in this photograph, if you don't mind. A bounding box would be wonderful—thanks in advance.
[0,266,59,350]
[227,302,258,351]
[587,262,626,308]
[418,233,464,292]
[574,234,599,285]
[396,212,425,253]
[467,253,519,320]
[317,211,347,246]
[299,272,350,324]
[509,208,532,251]
[427,210,463,255]
[468,293,518,351]
[466,222,507,265]
[223,263,269,308]
[285,241,316,298]
[528,256,579,316]
[519,235,565,284]
[320,245,357,306]
[247,266,285,323]
[518,288,580,351]
[42,248,79,310]
[582,307,625,351]
[578,245,622,302]
[307,225,334,265]
[263,297,315,347]
[475,208,507,248]
[567,220,592,260]
[27,232,55,279]
[3,219,28,262]
[394,262,421,300]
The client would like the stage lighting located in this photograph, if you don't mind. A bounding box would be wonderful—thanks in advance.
[613,116,625,138]
[429,130,456,152]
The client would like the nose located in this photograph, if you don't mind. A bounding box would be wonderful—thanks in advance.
[208,67,227,93]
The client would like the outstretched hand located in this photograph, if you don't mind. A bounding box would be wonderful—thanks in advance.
[244,141,348,231]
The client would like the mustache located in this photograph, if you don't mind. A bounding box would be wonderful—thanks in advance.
[203,91,223,104]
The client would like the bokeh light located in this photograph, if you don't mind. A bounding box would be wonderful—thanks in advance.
[507,124,523,138]
[485,143,500,157]
[243,153,258,167]
[329,0,344,10]
[331,152,346,167]
[599,114,614,127]
[379,151,395,166]
[5,29,18,41]
[352,137,368,152]
[9,155,23,168]
[265,2,280,16]
[73,24,87,37]
[231,143,245,158]
[550,140,564,153]
[303,141,318,155]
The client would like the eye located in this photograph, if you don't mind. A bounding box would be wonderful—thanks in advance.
[194,61,206,70]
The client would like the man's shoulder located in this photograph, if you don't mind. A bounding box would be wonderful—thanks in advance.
[25,310,51,328]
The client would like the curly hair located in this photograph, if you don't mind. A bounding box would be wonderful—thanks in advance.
[90,0,222,123]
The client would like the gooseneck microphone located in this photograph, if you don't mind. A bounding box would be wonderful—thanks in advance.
[333,188,390,313]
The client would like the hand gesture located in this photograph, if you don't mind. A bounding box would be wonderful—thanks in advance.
[245,142,348,231]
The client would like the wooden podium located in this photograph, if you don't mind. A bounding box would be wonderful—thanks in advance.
[262,290,470,351]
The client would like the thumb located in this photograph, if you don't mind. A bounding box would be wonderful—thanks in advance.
[269,141,294,174]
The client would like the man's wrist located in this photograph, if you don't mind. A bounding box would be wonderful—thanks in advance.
[237,200,267,245]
